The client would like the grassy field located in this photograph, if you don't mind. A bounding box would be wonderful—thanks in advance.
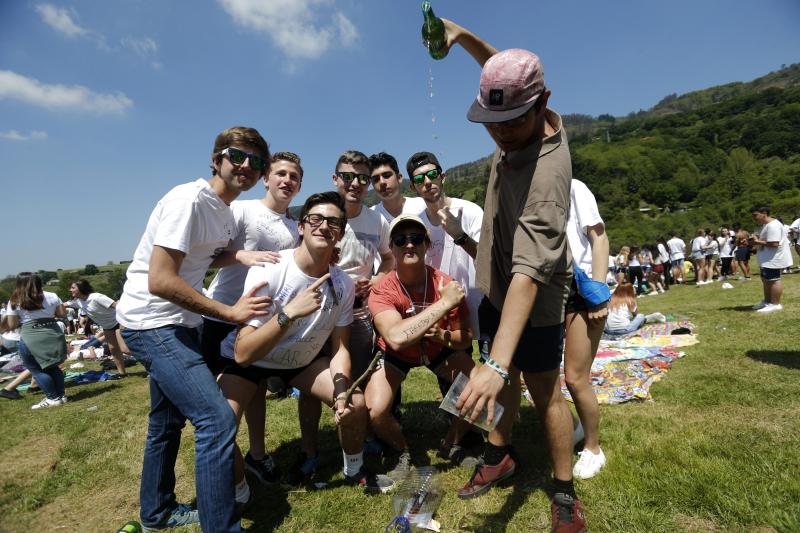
[1,272,798,532]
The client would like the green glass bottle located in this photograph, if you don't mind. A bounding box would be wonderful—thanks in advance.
[421,1,447,60]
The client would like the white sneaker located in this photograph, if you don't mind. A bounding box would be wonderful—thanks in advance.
[573,448,606,479]
[757,304,783,313]
[752,301,768,310]
[31,397,63,410]
[59,395,69,404]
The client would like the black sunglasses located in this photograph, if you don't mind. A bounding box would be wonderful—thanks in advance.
[336,172,370,186]
[303,213,345,231]
[220,147,267,171]
[392,232,426,247]
[410,168,442,185]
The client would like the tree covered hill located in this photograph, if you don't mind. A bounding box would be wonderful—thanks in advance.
[367,64,800,250]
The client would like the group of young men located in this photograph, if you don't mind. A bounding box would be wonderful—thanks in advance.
[116,19,588,533]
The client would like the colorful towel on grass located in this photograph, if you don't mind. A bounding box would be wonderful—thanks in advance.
[556,321,696,404]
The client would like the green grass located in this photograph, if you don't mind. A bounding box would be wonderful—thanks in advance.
[1,272,798,532]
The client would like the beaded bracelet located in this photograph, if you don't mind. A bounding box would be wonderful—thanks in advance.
[485,357,510,384]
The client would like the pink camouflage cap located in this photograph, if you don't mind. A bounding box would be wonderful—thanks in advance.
[467,48,545,123]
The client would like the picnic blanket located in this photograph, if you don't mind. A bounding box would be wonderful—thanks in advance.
[558,321,697,405]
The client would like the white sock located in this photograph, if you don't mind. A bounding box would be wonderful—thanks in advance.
[343,450,364,477]
[235,478,250,504]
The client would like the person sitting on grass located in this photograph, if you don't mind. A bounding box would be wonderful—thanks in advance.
[221,191,395,499]
[365,214,477,479]
[603,283,646,335]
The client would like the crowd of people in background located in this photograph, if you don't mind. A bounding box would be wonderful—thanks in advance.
[609,209,798,314]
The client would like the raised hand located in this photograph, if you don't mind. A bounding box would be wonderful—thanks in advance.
[439,276,465,308]
[438,206,464,239]
[283,273,332,320]
[228,281,271,323]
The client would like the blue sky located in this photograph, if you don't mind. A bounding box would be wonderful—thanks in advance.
[1,0,798,277]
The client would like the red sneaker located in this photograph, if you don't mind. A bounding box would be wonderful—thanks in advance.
[457,453,516,499]
[551,492,586,533]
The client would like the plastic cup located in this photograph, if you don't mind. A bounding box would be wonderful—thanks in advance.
[438,372,504,432]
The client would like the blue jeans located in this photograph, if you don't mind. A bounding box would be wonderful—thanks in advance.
[604,313,647,335]
[122,326,241,533]
[18,338,65,400]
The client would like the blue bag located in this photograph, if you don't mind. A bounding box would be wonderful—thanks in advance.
[573,264,611,307]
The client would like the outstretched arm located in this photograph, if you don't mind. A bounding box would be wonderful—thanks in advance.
[441,19,497,66]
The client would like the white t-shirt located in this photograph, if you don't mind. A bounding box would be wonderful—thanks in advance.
[370,196,426,225]
[789,218,800,244]
[657,243,670,264]
[606,303,635,330]
[6,291,62,323]
[220,248,355,370]
[705,238,719,256]
[757,219,793,269]
[75,293,117,329]
[206,200,299,314]
[337,207,391,282]
[117,179,235,329]
[718,236,734,257]
[667,237,686,261]
[691,236,706,254]
[419,198,484,336]
[566,179,604,277]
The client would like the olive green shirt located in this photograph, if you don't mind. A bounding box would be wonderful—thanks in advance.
[476,109,572,327]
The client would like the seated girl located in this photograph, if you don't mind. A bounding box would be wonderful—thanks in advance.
[604,283,646,335]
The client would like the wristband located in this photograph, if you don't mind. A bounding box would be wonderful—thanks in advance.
[485,357,510,384]
[453,233,468,246]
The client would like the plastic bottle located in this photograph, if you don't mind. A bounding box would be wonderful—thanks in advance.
[421,1,447,60]
[116,521,142,533]
[386,467,442,532]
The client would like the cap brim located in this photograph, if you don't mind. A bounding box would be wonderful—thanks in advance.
[467,97,538,124]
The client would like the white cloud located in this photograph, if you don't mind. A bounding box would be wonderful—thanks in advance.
[0,70,133,115]
[121,36,162,69]
[218,0,358,61]
[35,4,87,38]
[0,130,48,141]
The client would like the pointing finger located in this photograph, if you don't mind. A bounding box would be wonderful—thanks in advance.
[308,273,332,291]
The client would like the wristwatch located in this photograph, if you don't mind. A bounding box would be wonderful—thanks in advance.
[453,233,468,246]
[277,311,293,328]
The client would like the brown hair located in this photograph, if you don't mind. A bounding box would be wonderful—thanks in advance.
[609,283,637,314]
[335,150,369,172]
[10,272,44,311]
[210,126,270,175]
[270,151,303,178]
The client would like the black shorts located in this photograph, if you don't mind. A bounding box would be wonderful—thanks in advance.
[219,350,329,386]
[734,248,751,262]
[478,297,564,374]
[200,318,237,375]
[104,323,121,332]
[380,346,460,378]
[564,279,590,314]
[760,267,781,281]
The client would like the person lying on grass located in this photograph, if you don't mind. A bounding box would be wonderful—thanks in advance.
[365,214,478,479]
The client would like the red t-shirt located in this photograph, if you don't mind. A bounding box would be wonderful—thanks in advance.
[368,266,470,364]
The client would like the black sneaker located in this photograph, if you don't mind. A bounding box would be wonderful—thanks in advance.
[284,452,319,487]
[244,452,281,485]
[0,389,22,400]
[344,466,395,494]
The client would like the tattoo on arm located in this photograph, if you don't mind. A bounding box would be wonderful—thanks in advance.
[169,290,225,320]
[400,299,449,341]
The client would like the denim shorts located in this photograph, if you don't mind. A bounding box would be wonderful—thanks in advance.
[478,297,564,374]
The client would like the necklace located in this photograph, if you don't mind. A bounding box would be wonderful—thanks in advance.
[396,270,431,365]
